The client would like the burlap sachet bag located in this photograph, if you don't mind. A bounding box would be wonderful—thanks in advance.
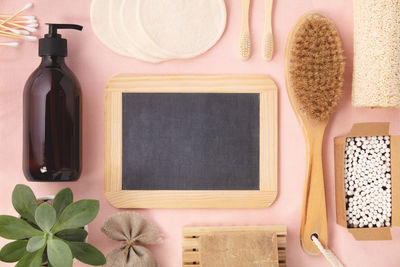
[101,212,162,267]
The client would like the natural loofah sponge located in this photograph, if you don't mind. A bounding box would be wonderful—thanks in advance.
[288,14,345,121]
[353,0,400,108]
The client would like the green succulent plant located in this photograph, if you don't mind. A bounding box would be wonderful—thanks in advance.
[0,184,106,267]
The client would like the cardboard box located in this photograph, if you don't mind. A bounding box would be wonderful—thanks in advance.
[334,122,400,240]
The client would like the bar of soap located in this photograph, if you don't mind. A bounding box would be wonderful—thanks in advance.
[199,231,278,267]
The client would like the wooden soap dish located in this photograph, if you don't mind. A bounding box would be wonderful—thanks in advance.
[182,226,287,267]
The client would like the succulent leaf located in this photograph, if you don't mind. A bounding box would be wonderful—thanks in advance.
[35,203,56,233]
[67,241,106,266]
[0,215,43,240]
[55,228,88,242]
[15,247,45,267]
[0,240,28,262]
[47,239,73,267]
[26,235,46,253]
[52,200,99,233]
[12,184,37,223]
[53,188,73,216]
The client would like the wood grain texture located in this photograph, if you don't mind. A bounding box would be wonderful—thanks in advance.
[182,226,287,267]
[105,74,278,208]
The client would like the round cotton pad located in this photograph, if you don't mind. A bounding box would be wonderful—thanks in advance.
[91,0,130,56]
[120,0,173,60]
[109,0,164,62]
[137,0,226,58]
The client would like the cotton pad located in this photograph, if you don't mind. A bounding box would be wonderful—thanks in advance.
[91,0,226,62]
[137,0,226,58]
[91,0,162,62]
[90,0,130,56]
[120,0,173,60]
[109,0,163,62]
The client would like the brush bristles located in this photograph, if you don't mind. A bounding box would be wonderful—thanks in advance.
[263,32,273,61]
[289,14,345,121]
[240,33,251,60]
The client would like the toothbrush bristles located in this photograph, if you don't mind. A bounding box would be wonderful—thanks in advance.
[240,33,251,60]
[263,33,273,61]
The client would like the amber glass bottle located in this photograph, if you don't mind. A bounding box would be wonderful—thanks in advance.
[23,24,83,181]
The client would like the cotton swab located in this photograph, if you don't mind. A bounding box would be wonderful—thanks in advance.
[1,20,37,32]
[0,42,19,47]
[14,20,37,25]
[0,3,37,46]
[2,19,37,25]
[1,3,33,25]
[0,24,21,34]
[0,15,35,20]
[19,30,30,35]
[0,28,30,35]
[0,30,37,41]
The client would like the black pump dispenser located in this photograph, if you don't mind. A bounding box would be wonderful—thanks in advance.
[23,23,83,182]
[39,24,83,57]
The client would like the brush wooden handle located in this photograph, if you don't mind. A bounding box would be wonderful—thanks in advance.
[285,12,344,257]
[262,0,273,61]
[300,123,328,255]
[239,0,251,60]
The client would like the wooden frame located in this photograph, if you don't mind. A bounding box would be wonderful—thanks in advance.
[105,74,277,208]
[182,226,287,267]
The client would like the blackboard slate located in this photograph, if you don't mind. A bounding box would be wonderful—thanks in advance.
[122,93,260,190]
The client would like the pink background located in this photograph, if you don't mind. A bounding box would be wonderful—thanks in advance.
[1,0,400,266]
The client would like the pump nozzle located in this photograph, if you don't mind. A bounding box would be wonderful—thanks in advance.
[39,23,83,57]
[46,24,83,38]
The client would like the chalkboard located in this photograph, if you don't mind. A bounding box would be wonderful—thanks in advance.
[105,74,277,208]
[122,93,260,190]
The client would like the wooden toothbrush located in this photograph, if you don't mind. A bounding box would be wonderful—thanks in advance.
[239,0,251,60]
[262,0,274,61]
[285,13,345,255]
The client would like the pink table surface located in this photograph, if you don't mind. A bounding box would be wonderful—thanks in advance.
[1,0,400,266]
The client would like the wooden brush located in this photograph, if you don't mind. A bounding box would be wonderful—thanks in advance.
[239,0,251,60]
[284,13,344,255]
[262,0,274,61]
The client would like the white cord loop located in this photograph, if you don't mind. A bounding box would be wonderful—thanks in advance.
[311,235,344,267]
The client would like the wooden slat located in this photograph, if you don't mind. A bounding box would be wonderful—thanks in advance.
[182,226,287,266]
[183,225,287,236]
[105,74,278,208]
[182,237,287,250]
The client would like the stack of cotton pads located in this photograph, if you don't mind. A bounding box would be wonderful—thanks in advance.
[352,0,400,108]
[90,0,227,63]
[344,136,392,228]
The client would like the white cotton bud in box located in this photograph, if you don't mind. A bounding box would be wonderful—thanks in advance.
[334,122,400,240]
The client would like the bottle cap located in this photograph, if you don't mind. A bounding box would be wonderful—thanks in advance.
[39,24,83,57]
